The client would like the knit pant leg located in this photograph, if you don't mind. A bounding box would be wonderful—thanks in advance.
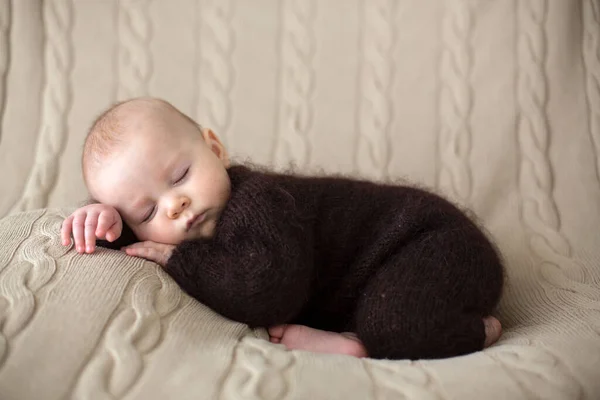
[353,245,503,360]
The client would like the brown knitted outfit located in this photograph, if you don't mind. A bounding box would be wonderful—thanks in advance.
[100,165,504,360]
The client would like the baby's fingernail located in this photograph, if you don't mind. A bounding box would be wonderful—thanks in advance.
[86,245,93,253]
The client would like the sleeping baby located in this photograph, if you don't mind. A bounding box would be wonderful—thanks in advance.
[61,97,504,360]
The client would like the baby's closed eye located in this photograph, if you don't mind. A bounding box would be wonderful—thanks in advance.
[141,205,156,223]
[173,167,189,185]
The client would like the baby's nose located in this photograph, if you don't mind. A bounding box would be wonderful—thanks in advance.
[167,197,190,219]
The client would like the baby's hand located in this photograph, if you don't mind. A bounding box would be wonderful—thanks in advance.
[61,204,123,253]
[122,241,175,267]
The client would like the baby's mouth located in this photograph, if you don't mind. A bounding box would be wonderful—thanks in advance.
[186,212,206,231]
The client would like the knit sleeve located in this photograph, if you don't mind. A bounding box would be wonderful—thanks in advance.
[165,172,315,328]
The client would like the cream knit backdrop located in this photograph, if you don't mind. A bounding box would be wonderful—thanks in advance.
[0,1,599,399]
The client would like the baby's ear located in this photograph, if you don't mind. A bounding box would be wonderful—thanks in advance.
[202,128,230,167]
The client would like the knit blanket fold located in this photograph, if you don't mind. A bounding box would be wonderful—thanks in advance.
[0,208,598,399]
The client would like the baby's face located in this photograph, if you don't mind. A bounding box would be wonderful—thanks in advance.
[88,116,231,245]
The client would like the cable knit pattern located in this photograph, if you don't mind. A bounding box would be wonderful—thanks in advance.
[9,0,73,213]
[273,0,316,168]
[1,1,600,399]
[582,0,600,186]
[517,0,594,295]
[196,0,236,147]
[117,0,153,100]
[0,210,42,368]
[0,210,63,368]
[516,0,557,236]
[437,0,473,203]
[515,3,597,396]
[0,0,9,142]
[363,360,444,400]
[221,337,294,399]
[486,346,584,400]
[74,264,182,398]
[355,0,396,181]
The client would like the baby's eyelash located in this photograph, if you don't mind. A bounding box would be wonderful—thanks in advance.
[142,206,156,223]
[174,167,189,184]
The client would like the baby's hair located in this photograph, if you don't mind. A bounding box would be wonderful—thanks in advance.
[82,97,203,184]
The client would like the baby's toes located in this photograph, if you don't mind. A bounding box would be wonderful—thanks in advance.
[268,325,288,343]
[483,316,502,348]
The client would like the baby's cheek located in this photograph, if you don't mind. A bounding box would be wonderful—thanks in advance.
[132,227,151,242]
[135,225,163,243]
[151,227,184,245]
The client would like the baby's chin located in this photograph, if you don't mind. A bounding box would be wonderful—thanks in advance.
[143,237,183,245]
[142,221,217,244]
[138,232,187,245]
[188,219,218,241]
[184,229,214,242]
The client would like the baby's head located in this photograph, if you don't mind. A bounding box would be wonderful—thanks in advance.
[83,97,231,245]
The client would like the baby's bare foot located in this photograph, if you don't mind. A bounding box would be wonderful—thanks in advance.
[483,316,502,348]
[268,324,367,358]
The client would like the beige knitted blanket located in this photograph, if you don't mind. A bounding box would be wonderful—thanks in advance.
[1,207,599,399]
[1,0,599,398]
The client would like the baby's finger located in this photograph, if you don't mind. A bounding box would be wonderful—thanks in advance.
[61,215,74,246]
[123,242,168,265]
[84,212,100,253]
[121,242,147,256]
[121,241,147,250]
[96,211,115,240]
[72,213,87,253]
[124,246,156,262]
[127,241,159,250]
[104,218,123,243]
